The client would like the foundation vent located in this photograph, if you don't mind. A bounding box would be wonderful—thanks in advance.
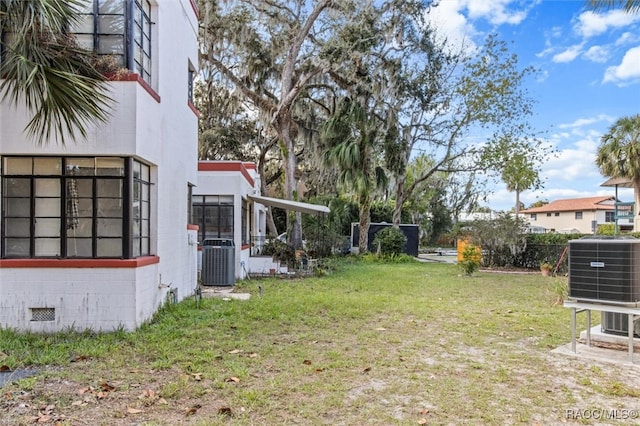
[30,308,55,322]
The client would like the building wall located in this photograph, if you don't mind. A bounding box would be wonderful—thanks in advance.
[0,0,199,331]
[194,162,266,280]
[525,210,613,233]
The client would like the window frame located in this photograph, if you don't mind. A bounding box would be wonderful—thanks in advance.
[1,156,152,259]
[192,195,234,244]
[70,0,153,85]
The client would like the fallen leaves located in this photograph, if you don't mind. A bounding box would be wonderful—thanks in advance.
[225,376,240,383]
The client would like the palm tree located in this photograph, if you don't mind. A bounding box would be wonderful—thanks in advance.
[322,97,387,253]
[0,0,111,143]
[596,114,640,222]
[588,0,640,13]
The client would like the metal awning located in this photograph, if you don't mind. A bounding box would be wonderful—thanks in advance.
[601,177,634,188]
[248,194,330,215]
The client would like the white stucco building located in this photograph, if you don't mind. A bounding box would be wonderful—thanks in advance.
[0,0,200,332]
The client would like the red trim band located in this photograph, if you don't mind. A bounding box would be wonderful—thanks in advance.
[188,101,200,117]
[197,161,255,187]
[107,73,160,103]
[187,224,199,231]
[0,256,160,268]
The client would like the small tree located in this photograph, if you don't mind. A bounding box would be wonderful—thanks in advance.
[458,244,481,276]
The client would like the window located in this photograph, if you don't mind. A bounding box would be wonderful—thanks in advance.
[555,212,560,217]
[575,211,583,220]
[546,213,551,217]
[1,156,152,258]
[530,214,537,221]
[72,0,153,85]
[188,65,196,104]
[605,211,615,223]
[192,195,234,243]
[241,199,248,245]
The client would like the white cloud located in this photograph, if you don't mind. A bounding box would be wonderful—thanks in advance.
[426,0,534,55]
[552,43,584,63]
[615,32,640,46]
[427,0,478,54]
[466,0,530,25]
[603,45,640,84]
[574,10,639,39]
[583,45,610,63]
[557,114,615,130]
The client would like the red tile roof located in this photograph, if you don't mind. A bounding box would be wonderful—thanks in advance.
[521,196,615,213]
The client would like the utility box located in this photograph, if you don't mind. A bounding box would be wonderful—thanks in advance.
[201,239,235,286]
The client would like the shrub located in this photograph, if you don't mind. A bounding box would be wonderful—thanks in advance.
[372,227,407,256]
[458,243,481,276]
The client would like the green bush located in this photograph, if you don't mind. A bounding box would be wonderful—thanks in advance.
[372,227,407,256]
[458,243,481,276]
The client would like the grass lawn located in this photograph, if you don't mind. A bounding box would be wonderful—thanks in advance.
[2,258,640,425]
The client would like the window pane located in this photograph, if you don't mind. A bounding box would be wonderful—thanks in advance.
[97,238,122,257]
[99,0,124,14]
[193,196,203,204]
[35,198,61,217]
[35,219,60,237]
[76,198,93,216]
[4,178,30,196]
[96,158,125,176]
[97,198,123,217]
[98,35,125,55]
[4,198,30,216]
[4,158,32,175]
[66,238,92,257]
[69,158,96,176]
[133,240,141,257]
[35,179,61,197]
[97,218,122,237]
[141,219,149,237]
[75,34,95,50]
[34,158,62,175]
[97,179,122,198]
[73,16,94,33]
[98,15,124,35]
[140,163,150,181]
[4,238,29,256]
[69,218,93,237]
[5,218,30,237]
[142,238,149,255]
[35,238,60,256]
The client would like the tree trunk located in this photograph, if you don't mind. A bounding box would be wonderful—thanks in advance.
[278,114,304,249]
[393,178,406,226]
[358,191,372,253]
[257,145,279,236]
[515,189,521,216]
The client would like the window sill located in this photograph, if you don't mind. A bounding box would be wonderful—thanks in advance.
[0,256,160,268]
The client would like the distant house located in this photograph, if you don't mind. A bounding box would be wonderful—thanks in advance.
[520,196,632,234]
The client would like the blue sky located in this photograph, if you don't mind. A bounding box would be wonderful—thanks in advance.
[427,0,640,211]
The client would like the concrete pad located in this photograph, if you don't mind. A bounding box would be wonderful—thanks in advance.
[0,369,39,388]
[552,343,640,367]
[200,286,251,301]
[552,325,640,366]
